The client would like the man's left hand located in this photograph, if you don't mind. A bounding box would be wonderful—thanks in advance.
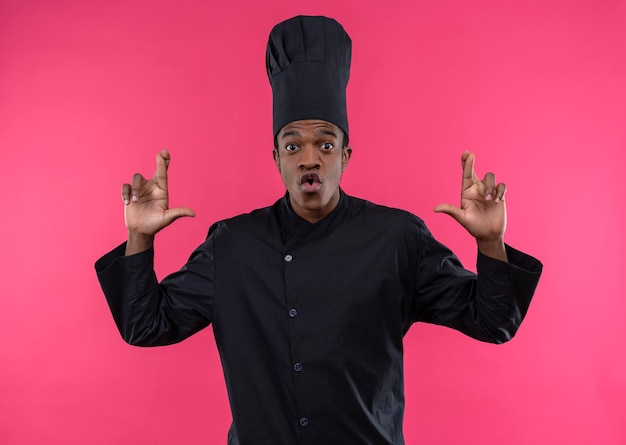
[434,151,508,260]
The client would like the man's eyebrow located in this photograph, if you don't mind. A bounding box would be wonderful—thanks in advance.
[281,130,301,138]
[315,129,338,138]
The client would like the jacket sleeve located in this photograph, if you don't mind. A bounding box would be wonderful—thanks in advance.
[94,233,216,347]
[412,223,542,344]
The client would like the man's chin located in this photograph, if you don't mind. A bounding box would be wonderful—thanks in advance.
[292,193,322,208]
[290,190,323,206]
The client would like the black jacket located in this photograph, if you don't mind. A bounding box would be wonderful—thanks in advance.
[95,191,542,445]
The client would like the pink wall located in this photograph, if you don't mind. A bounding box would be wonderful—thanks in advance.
[1,0,625,443]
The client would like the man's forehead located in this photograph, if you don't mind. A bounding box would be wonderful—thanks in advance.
[279,120,340,137]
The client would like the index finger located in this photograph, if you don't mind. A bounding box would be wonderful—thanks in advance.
[461,151,478,191]
[155,148,170,190]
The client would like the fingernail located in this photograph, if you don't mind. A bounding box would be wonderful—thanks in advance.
[123,198,129,204]
[486,193,493,200]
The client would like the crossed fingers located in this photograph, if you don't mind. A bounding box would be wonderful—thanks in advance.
[461,151,506,203]
[121,149,170,204]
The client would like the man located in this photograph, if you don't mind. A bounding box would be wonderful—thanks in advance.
[96,16,542,444]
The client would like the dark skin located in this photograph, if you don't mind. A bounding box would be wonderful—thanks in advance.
[121,119,507,261]
[272,120,352,224]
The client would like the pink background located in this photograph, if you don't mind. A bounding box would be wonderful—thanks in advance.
[1,0,625,444]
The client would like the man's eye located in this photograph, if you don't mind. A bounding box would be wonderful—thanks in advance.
[285,144,298,151]
[321,143,334,150]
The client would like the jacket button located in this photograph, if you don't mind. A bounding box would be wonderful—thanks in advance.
[284,254,293,262]
[299,417,308,427]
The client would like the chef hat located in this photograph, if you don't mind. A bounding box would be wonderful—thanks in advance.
[266,15,352,141]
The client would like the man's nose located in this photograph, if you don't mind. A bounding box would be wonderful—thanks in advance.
[298,146,320,169]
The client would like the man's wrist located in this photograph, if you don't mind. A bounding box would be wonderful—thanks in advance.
[125,232,155,256]
[476,237,508,262]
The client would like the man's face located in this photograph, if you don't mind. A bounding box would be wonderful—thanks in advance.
[273,119,352,223]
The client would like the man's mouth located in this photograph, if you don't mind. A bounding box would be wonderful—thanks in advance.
[299,173,322,192]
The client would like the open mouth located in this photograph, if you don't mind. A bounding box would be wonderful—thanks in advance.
[300,173,322,192]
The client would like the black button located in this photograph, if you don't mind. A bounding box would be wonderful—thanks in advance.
[294,362,302,372]
[288,308,297,317]
[299,417,309,427]
[284,254,293,262]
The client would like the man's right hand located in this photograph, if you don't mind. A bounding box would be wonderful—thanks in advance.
[121,149,195,255]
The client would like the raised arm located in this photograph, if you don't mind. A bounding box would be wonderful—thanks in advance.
[96,150,211,345]
[121,149,195,255]
[434,151,508,262]
[417,151,543,342]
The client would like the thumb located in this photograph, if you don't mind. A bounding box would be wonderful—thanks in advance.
[434,203,464,224]
[162,206,196,226]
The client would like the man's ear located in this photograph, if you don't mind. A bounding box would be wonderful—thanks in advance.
[273,148,281,172]
[342,146,352,171]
